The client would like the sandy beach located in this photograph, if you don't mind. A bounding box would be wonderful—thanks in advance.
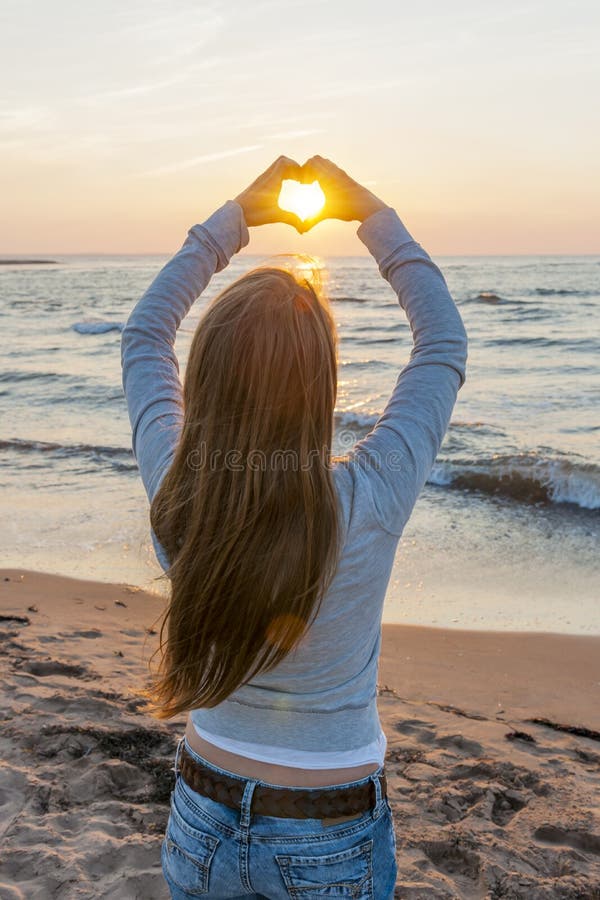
[1,568,599,899]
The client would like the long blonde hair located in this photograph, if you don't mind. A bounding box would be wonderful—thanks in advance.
[146,263,341,718]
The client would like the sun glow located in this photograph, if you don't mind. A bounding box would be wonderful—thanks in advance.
[261,252,327,293]
[278,179,326,222]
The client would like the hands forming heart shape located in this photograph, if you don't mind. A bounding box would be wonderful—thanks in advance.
[234,155,387,235]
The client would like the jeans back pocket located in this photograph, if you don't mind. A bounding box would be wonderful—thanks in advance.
[275,838,373,898]
[162,797,220,896]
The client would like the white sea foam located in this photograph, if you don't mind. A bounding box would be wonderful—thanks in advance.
[428,456,600,510]
[72,321,124,334]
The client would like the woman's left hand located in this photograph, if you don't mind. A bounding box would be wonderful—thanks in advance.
[234,156,306,234]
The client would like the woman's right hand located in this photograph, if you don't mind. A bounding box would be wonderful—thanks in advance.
[300,156,388,230]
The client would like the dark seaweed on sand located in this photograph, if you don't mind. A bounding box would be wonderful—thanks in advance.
[39,724,178,803]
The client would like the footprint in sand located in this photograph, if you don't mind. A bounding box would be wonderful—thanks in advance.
[393,718,438,744]
[436,784,486,823]
[17,659,100,680]
[447,759,549,795]
[489,787,528,826]
[534,825,600,857]
[435,732,485,757]
[419,838,482,882]
[575,747,600,766]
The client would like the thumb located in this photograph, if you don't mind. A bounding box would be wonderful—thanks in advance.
[275,208,307,234]
[298,210,327,233]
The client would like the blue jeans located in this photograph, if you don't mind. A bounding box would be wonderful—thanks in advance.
[161,736,397,898]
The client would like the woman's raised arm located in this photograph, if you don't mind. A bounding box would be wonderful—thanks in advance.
[353,206,468,534]
[301,156,468,536]
[121,156,305,507]
[120,200,250,506]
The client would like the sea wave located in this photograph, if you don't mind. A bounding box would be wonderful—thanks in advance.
[3,438,598,511]
[461,288,599,306]
[484,336,598,350]
[340,359,395,372]
[429,453,600,510]
[346,336,399,345]
[459,292,535,308]
[0,437,130,456]
[328,295,397,309]
[72,321,124,334]
[335,411,378,431]
[464,292,506,304]
[0,437,134,467]
[0,370,61,383]
[330,296,371,304]
[532,288,598,297]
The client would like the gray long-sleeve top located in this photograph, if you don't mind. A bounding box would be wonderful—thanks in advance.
[121,201,468,755]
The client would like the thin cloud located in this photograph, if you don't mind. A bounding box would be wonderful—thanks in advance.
[0,106,54,132]
[82,76,187,104]
[314,79,408,101]
[118,9,225,40]
[265,129,323,141]
[139,144,264,177]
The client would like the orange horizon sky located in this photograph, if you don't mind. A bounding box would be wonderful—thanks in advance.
[2,1,599,256]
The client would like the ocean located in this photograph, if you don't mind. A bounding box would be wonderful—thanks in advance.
[1,252,598,633]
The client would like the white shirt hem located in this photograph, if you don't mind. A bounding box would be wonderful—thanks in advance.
[191,722,388,770]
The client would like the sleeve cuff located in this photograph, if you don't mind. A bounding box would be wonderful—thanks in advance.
[357,206,415,265]
[190,199,250,265]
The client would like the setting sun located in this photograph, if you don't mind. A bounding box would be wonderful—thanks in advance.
[278,179,326,222]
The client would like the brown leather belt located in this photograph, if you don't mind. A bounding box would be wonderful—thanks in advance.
[178,745,387,820]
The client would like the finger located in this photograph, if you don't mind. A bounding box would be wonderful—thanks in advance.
[267,154,299,169]
[255,156,298,189]
[272,155,303,182]
[270,206,306,233]
[306,156,349,180]
[301,156,337,186]
[301,155,325,179]
[264,155,301,178]
[298,210,329,232]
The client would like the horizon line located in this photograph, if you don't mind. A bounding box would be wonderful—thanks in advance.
[2,251,600,260]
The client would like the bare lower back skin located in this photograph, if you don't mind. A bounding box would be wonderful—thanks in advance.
[184,718,379,788]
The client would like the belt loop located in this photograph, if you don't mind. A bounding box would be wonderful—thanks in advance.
[370,769,383,818]
[239,778,258,830]
[372,772,383,805]
[172,735,186,777]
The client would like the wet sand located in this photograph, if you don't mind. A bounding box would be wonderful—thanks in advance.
[1,569,599,898]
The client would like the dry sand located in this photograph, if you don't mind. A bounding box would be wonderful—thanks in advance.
[1,568,599,899]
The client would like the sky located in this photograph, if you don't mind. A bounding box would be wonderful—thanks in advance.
[1,0,599,256]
